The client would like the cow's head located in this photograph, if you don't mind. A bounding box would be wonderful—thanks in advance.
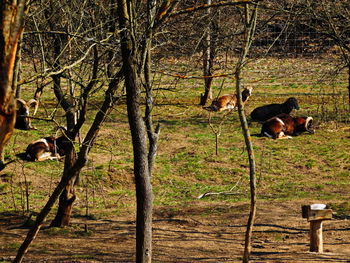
[15,99,38,130]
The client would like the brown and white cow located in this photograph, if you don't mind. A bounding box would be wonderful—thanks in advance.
[261,113,314,139]
[25,136,67,161]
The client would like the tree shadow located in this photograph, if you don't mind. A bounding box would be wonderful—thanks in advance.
[1,211,350,262]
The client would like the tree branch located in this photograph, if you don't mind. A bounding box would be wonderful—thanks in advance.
[170,0,261,17]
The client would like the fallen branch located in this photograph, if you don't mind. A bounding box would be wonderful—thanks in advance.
[197,191,240,199]
[197,177,242,199]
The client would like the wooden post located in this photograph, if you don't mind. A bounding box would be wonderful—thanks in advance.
[309,220,323,252]
[301,204,332,253]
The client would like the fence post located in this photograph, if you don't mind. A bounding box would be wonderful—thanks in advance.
[301,204,333,253]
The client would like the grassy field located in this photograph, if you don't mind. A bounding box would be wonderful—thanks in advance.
[0,57,350,262]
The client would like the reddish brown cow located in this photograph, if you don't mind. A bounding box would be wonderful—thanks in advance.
[203,86,253,112]
[261,113,314,139]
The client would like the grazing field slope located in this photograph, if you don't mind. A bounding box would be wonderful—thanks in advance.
[0,57,350,262]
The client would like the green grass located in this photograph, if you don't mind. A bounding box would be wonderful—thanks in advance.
[43,227,71,236]
[7,242,21,250]
[0,57,349,223]
[0,183,9,192]
[329,201,350,217]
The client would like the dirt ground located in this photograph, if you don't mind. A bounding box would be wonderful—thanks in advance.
[1,200,350,263]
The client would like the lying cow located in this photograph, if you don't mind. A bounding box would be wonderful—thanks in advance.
[203,86,253,112]
[26,136,67,161]
[251,97,299,123]
[261,113,314,139]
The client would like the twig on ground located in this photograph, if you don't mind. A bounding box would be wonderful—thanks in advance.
[197,191,240,199]
[197,177,242,199]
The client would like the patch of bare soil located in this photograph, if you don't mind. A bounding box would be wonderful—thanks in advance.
[1,200,350,263]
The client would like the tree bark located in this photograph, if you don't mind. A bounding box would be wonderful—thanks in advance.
[200,0,214,106]
[144,0,160,176]
[13,29,24,99]
[117,1,153,262]
[49,141,77,227]
[236,3,258,263]
[0,0,26,165]
[50,45,100,227]
[348,64,350,107]
[237,72,257,263]
[49,30,79,226]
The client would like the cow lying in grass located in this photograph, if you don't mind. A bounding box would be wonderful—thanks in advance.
[26,136,67,161]
[203,86,253,112]
[251,97,299,122]
[261,113,314,139]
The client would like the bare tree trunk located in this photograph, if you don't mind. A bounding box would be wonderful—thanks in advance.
[234,3,258,263]
[0,0,26,166]
[49,142,77,227]
[237,72,257,263]
[200,0,214,106]
[117,1,153,262]
[50,45,101,226]
[144,0,160,176]
[49,33,79,226]
[144,48,160,175]
[13,29,24,99]
[348,64,350,108]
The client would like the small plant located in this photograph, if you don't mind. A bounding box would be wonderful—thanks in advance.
[305,159,317,169]
[74,229,93,237]
[273,233,285,242]
[7,242,21,250]
[329,202,350,217]
[0,183,9,192]
[313,184,325,191]
[43,227,70,236]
